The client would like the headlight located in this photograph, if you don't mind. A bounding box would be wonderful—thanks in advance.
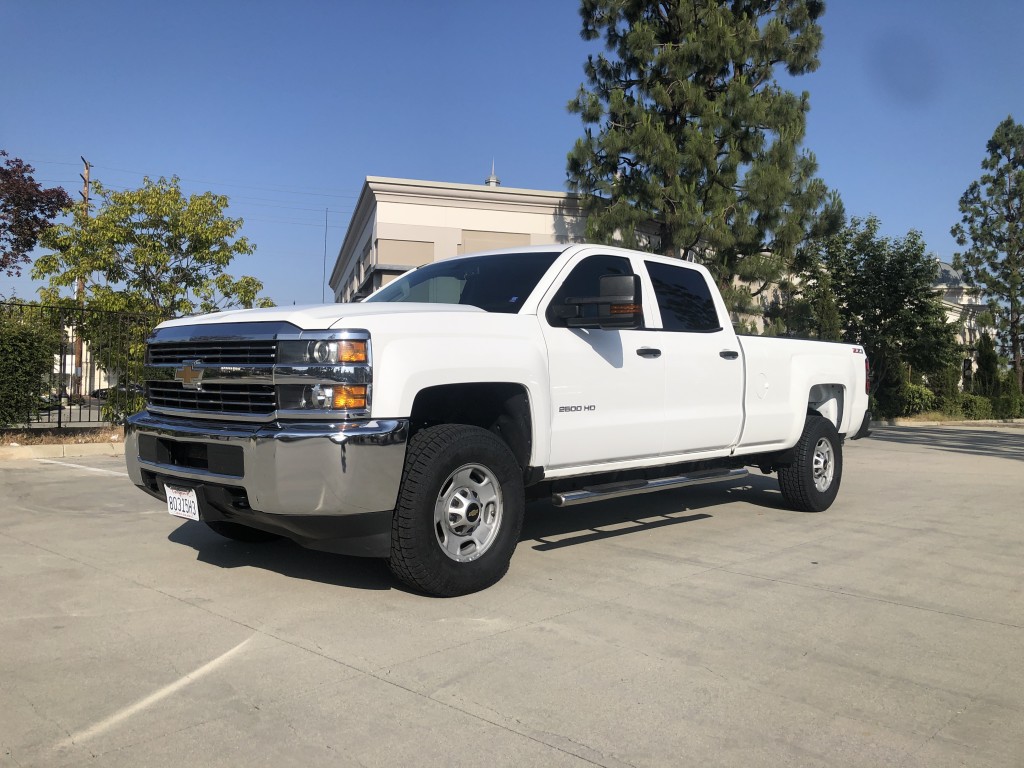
[309,340,335,363]
[279,383,369,412]
[279,338,368,364]
[275,332,371,414]
[302,384,368,410]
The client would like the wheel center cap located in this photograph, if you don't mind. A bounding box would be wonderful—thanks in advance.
[446,488,482,535]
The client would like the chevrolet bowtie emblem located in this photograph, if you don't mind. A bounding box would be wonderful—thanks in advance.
[174,362,204,390]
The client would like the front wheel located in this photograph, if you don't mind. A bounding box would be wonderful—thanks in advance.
[389,425,525,596]
[778,414,843,512]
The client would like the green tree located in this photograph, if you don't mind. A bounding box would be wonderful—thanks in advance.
[35,175,271,319]
[762,264,841,340]
[1,150,72,281]
[0,305,61,428]
[973,331,998,397]
[822,216,959,417]
[951,116,1024,391]
[995,371,1023,419]
[35,176,272,422]
[566,0,842,315]
[809,269,842,341]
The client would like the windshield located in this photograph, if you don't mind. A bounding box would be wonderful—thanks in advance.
[364,251,560,313]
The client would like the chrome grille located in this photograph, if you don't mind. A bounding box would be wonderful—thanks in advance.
[147,382,276,415]
[147,340,278,365]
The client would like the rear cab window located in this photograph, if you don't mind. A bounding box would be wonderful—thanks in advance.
[644,260,722,332]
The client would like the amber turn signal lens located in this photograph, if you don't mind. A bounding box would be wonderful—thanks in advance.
[610,303,641,315]
[332,385,367,410]
[339,340,368,364]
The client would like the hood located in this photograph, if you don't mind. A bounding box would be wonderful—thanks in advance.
[157,302,484,331]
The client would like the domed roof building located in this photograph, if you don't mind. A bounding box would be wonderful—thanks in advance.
[934,259,983,349]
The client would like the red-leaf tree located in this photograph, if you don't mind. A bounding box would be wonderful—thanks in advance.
[0,150,73,278]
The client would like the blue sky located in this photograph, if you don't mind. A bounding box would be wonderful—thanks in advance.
[3,0,1022,306]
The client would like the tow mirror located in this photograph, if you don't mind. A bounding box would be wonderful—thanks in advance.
[563,274,643,330]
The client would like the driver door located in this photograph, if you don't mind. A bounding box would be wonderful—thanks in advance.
[540,252,665,469]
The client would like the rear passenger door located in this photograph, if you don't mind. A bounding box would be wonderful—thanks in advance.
[643,259,745,456]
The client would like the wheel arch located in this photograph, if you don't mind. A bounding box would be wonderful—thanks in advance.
[807,383,846,431]
[408,382,534,473]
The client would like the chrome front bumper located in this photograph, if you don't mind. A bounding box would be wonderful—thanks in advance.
[125,410,409,519]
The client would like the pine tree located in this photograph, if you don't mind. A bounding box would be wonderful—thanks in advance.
[952,116,1024,390]
[566,0,841,315]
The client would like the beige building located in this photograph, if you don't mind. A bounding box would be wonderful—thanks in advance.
[329,175,586,302]
[935,260,984,349]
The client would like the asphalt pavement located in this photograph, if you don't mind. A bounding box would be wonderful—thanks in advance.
[1,425,1021,767]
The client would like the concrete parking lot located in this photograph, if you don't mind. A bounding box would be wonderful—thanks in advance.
[1,425,1022,767]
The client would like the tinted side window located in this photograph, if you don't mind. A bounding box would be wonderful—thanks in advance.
[546,255,634,327]
[645,261,721,332]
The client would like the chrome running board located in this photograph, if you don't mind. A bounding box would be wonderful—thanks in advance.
[552,468,749,507]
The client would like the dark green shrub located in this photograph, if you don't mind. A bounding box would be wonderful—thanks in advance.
[0,310,60,428]
[101,389,144,424]
[959,393,994,420]
[901,383,937,416]
[930,361,965,417]
[993,374,1023,419]
[973,332,999,396]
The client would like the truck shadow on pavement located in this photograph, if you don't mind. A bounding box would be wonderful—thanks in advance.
[869,425,1024,462]
[522,474,785,551]
[164,475,787,590]
[167,524,397,591]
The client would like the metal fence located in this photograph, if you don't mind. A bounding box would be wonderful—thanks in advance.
[0,302,158,429]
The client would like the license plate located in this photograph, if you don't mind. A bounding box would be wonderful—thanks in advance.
[166,486,200,520]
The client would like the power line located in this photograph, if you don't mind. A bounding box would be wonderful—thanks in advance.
[35,180,354,230]
[89,163,360,199]
[235,216,347,228]
[26,160,362,199]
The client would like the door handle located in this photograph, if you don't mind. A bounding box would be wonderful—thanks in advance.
[719,350,739,360]
[636,347,661,359]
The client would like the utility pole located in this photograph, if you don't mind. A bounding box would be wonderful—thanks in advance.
[322,207,328,303]
[73,157,90,398]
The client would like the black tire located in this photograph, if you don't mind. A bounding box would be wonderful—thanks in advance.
[389,425,525,597]
[778,414,843,512]
[204,520,282,542]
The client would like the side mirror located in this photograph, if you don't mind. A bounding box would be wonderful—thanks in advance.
[563,274,643,330]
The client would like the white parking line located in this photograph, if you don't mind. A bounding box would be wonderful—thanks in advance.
[59,636,253,747]
[35,459,129,477]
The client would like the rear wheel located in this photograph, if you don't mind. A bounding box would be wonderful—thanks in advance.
[389,425,525,596]
[778,414,843,512]
[204,520,281,542]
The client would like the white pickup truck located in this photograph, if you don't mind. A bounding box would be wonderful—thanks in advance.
[126,244,871,596]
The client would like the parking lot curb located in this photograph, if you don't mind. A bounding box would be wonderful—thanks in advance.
[875,417,1024,428]
[0,442,126,461]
